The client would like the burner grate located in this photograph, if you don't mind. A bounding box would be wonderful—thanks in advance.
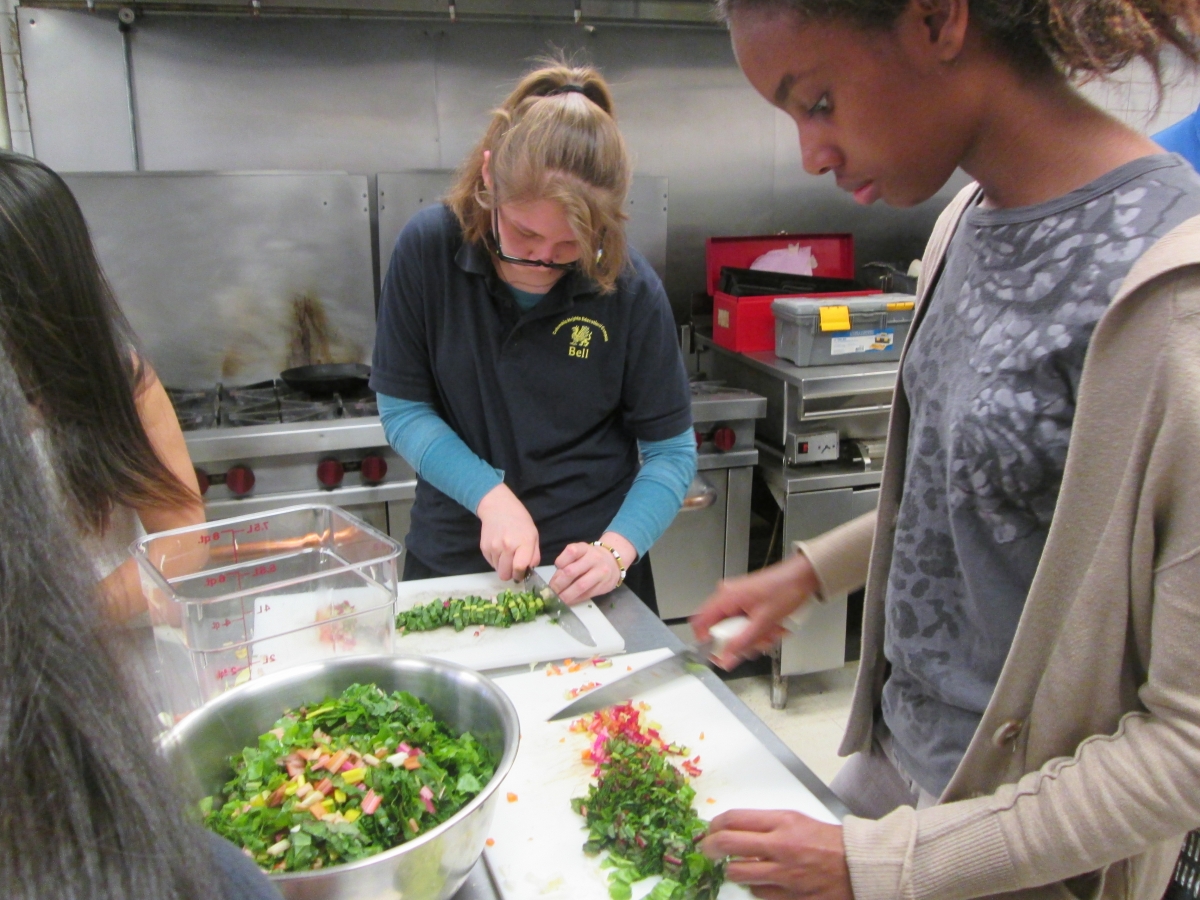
[165,379,376,430]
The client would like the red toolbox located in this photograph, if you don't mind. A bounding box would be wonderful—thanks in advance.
[705,233,877,353]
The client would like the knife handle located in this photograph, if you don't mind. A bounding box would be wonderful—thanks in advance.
[708,606,813,657]
[708,616,750,657]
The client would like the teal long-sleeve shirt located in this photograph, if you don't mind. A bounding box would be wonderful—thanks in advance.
[376,392,695,559]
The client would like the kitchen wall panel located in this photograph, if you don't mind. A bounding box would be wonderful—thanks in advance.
[21,10,1199,316]
[19,9,132,170]
[130,18,441,172]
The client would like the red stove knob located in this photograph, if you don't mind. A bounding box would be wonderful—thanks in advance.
[194,467,210,496]
[712,426,737,453]
[361,455,388,484]
[317,458,345,489]
[694,429,704,451]
[225,465,255,497]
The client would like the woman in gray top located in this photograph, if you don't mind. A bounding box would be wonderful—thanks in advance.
[692,0,1200,898]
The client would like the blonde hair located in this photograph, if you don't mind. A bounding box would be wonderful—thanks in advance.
[446,60,632,294]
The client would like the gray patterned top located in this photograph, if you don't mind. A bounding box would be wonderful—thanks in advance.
[882,154,1200,796]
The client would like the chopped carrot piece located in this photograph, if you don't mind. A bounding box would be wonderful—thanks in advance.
[324,750,349,773]
[486,838,495,847]
[506,792,518,802]
[706,798,716,804]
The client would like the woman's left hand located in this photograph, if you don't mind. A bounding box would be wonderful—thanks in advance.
[550,532,635,605]
[700,810,852,900]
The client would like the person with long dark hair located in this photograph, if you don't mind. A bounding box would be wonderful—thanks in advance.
[691,2,1200,900]
[0,151,203,619]
[0,327,278,898]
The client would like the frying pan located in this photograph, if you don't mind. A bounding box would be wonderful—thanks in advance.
[279,363,371,397]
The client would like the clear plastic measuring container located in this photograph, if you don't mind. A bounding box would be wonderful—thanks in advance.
[133,504,402,716]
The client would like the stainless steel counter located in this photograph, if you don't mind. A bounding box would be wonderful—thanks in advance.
[451,586,848,899]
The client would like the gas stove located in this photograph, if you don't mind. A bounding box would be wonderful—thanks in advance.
[166,380,378,431]
[170,379,401,519]
[688,380,765,472]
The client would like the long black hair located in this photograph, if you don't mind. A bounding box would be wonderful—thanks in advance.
[0,335,217,899]
[0,151,197,536]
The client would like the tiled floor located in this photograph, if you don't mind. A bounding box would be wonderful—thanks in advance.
[725,662,859,787]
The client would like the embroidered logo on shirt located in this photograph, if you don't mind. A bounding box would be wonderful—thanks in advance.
[553,316,609,360]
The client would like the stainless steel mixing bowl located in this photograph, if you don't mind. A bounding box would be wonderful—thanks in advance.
[161,655,520,900]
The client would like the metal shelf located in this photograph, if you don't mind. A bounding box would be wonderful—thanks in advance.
[18,0,723,26]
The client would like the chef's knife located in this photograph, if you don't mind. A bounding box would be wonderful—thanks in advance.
[522,569,597,648]
[547,616,751,721]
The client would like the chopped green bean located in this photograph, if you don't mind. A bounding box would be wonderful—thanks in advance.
[396,589,548,634]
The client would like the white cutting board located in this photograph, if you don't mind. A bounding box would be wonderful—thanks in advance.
[484,649,839,900]
[392,566,625,670]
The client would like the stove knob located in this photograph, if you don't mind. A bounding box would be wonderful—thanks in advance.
[694,429,704,451]
[317,458,345,489]
[225,465,255,497]
[361,455,388,484]
[194,467,210,497]
[712,426,737,453]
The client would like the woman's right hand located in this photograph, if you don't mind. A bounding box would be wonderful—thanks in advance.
[691,553,820,669]
[477,483,540,581]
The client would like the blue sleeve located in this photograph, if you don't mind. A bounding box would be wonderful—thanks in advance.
[377,393,503,514]
[605,429,697,559]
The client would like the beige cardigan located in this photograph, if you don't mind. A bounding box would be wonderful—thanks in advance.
[798,184,1200,900]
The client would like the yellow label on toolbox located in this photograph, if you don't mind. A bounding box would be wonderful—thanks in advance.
[886,300,915,311]
[819,305,851,332]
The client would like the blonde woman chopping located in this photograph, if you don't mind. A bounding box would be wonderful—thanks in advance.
[371,61,695,611]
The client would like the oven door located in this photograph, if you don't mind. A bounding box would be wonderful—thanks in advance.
[779,481,880,675]
[651,472,729,621]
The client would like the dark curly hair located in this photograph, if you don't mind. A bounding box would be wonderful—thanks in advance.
[715,1,1200,89]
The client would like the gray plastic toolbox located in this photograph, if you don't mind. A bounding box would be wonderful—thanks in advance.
[772,293,916,367]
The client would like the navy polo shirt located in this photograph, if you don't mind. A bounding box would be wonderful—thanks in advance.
[370,204,693,574]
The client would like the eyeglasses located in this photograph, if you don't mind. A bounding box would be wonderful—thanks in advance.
[488,208,579,272]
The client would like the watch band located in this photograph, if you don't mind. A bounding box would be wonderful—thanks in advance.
[591,540,626,585]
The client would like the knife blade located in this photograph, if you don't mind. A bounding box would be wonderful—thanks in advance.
[522,569,597,648]
[547,644,707,721]
[546,616,752,721]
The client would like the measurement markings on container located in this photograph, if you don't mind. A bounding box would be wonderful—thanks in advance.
[195,520,272,570]
[205,562,279,595]
[215,653,277,684]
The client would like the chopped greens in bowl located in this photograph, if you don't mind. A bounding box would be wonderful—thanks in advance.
[201,683,496,873]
